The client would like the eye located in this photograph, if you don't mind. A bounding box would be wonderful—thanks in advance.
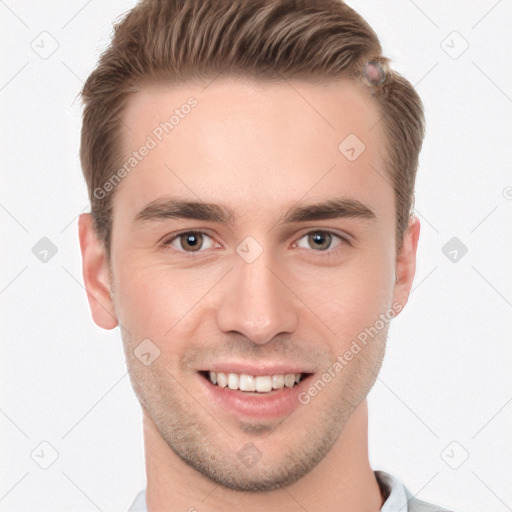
[164,231,217,253]
[293,230,348,252]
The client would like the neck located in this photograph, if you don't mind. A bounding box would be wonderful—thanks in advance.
[143,399,383,512]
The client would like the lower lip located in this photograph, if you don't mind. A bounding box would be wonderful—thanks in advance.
[197,373,311,420]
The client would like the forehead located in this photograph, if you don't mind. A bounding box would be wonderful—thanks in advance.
[115,77,391,225]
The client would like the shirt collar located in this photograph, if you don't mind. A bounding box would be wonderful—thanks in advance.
[375,470,409,511]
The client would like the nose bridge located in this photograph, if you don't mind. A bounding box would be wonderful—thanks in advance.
[215,238,298,344]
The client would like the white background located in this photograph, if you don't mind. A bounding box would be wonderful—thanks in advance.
[1,0,511,510]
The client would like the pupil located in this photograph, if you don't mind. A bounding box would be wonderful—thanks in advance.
[310,232,330,250]
[183,233,202,251]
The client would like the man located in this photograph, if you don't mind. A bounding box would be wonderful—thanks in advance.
[78,0,452,510]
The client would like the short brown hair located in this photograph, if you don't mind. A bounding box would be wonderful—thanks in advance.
[80,0,425,259]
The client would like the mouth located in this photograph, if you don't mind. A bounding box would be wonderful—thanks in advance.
[196,367,314,419]
[199,370,311,394]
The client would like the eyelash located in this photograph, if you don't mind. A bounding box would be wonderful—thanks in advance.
[161,229,351,257]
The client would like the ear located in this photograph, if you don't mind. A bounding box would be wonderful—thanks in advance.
[78,213,118,330]
[392,214,420,312]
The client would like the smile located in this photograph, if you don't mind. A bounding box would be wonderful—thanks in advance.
[196,368,314,419]
[205,371,305,393]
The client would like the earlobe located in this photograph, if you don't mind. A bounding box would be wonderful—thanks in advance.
[78,213,119,330]
[392,215,421,311]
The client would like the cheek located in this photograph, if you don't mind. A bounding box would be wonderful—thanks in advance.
[310,251,395,344]
[111,255,225,342]
[112,257,171,340]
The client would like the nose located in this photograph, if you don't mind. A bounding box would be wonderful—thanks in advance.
[215,247,299,345]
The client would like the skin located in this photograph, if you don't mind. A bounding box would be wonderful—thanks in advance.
[79,77,420,511]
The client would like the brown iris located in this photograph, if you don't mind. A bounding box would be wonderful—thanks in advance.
[179,232,204,251]
[307,231,332,250]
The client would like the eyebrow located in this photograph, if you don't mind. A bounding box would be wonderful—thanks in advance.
[133,197,376,226]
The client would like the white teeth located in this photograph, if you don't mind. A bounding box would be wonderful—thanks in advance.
[208,371,303,392]
[284,374,295,388]
[227,373,239,390]
[216,372,228,388]
[255,376,272,392]
[272,374,284,389]
[239,374,256,391]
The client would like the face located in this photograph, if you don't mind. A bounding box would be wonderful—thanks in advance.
[80,77,419,492]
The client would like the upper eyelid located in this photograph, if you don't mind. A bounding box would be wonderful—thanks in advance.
[162,229,215,245]
[295,228,351,244]
[163,230,217,247]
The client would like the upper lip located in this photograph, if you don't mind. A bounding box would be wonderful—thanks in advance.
[199,361,315,376]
